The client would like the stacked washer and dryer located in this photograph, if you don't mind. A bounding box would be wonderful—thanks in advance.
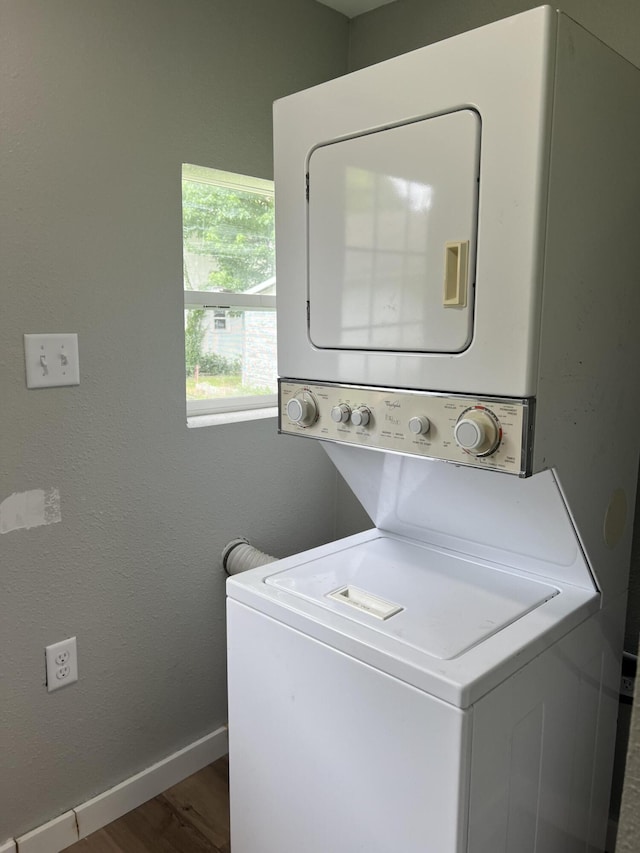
[226,7,640,852]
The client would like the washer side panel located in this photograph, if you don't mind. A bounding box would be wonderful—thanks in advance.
[467,606,618,852]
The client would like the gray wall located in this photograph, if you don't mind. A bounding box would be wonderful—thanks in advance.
[0,0,352,839]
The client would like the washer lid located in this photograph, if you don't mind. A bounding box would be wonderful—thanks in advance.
[265,536,558,660]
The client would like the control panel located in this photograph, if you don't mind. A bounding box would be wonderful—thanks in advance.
[279,380,533,476]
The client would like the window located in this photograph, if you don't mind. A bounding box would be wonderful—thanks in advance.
[182,164,277,417]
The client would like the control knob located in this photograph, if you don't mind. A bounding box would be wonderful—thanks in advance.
[286,392,318,427]
[454,408,501,456]
[351,406,371,427]
[408,416,430,436]
[330,404,351,424]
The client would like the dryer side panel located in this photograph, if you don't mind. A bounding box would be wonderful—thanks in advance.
[532,13,640,601]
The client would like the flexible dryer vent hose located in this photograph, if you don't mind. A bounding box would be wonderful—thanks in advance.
[222,538,277,576]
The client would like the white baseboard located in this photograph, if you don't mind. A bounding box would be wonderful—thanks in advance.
[14,813,78,853]
[11,725,228,853]
[75,725,228,840]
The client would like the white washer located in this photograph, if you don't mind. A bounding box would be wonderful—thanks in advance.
[228,464,608,853]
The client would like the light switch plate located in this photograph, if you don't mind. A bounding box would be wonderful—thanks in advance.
[24,333,80,388]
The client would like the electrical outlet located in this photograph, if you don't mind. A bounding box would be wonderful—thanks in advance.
[45,637,78,692]
[621,653,637,703]
[621,674,635,700]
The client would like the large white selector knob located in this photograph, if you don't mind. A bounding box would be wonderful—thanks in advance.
[286,394,318,427]
[351,406,371,427]
[454,408,500,456]
[455,419,485,450]
[331,404,351,423]
[408,416,430,436]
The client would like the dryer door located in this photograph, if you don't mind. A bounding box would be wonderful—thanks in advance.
[308,109,480,354]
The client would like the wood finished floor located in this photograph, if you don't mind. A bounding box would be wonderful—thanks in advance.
[66,755,230,853]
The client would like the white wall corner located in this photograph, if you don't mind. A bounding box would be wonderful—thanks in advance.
[75,725,228,840]
[14,811,77,853]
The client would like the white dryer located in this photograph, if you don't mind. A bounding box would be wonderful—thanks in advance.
[227,7,640,852]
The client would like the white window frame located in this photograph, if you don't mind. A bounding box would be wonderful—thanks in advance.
[183,165,277,418]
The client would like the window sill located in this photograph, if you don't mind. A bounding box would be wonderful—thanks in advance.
[187,406,278,429]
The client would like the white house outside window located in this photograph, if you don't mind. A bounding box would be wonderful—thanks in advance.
[213,310,227,331]
[182,164,277,417]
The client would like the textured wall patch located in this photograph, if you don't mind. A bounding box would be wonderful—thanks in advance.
[0,488,61,534]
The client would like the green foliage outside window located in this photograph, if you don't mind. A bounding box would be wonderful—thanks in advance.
[182,173,275,294]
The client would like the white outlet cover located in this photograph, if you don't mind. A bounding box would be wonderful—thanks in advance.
[45,636,78,692]
[24,333,80,388]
